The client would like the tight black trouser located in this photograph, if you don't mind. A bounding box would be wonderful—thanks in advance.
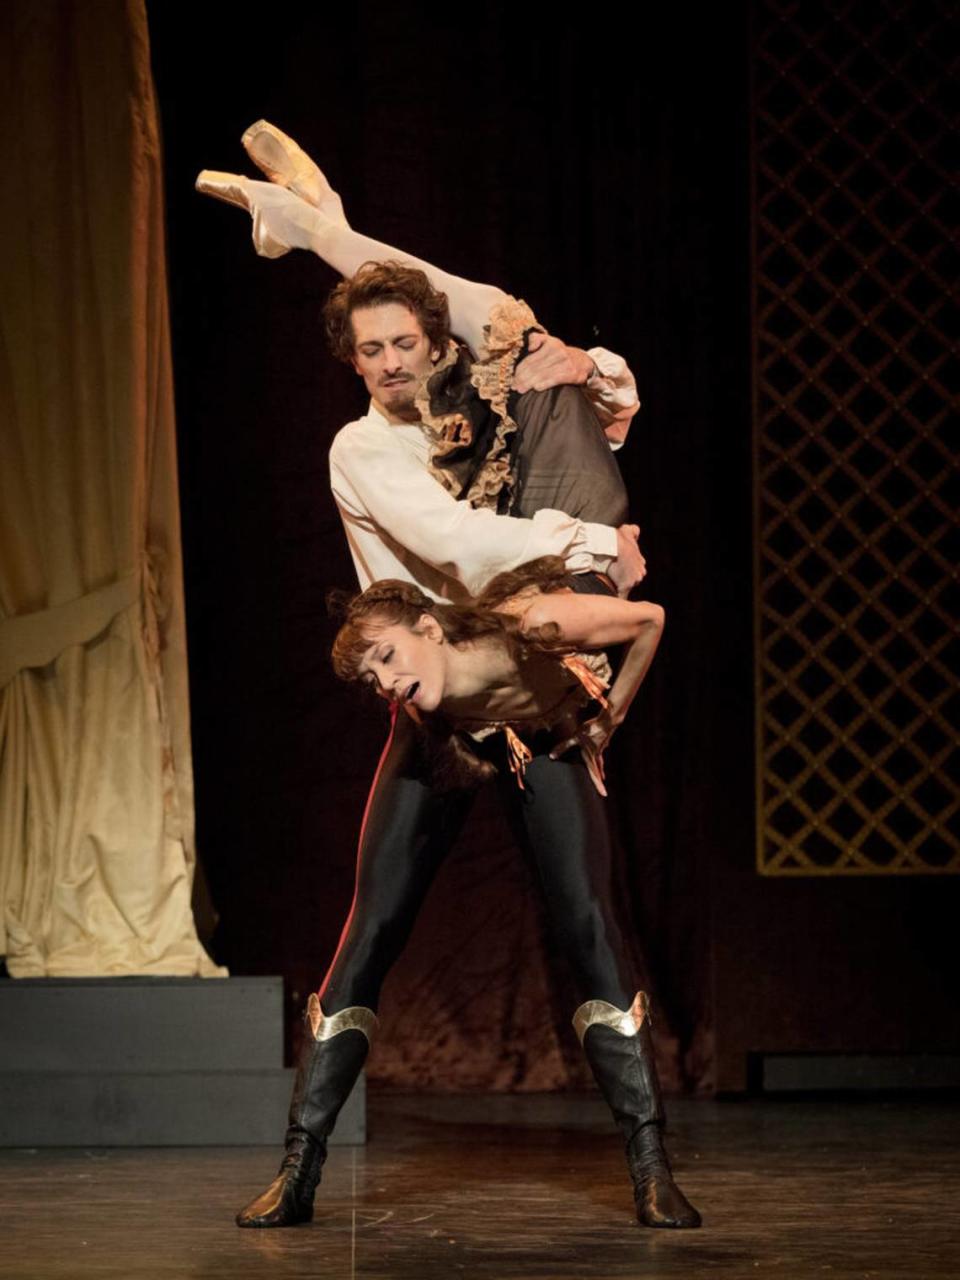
[320,385,634,1015]
[319,708,634,1013]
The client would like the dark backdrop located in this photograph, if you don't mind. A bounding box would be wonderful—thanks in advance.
[147,2,753,1091]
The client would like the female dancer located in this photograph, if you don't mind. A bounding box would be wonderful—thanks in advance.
[320,559,701,1228]
[333,558,664,799]
[197,126,699,1231]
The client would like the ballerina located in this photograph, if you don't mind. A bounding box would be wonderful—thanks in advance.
[332,557,665,798]
[321,558,700,1224]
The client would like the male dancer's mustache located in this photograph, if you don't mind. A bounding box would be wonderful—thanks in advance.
[378,373,415,386]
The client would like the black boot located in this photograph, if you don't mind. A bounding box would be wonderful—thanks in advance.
[236,995,377,1228]
[574,992,701,1229]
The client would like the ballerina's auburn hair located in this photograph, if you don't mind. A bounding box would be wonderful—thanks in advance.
[330,557,572,790]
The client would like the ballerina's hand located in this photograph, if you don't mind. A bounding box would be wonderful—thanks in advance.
[549,713,617,798]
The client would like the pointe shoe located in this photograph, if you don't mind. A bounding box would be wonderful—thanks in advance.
[241,120,348,227]
[195,170,291,258]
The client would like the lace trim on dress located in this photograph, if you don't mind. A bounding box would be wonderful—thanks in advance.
[464,296,539,510]
[415,297,540,511]
[413,342,471,491]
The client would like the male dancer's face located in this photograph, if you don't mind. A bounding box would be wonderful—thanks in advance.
[350,302,439,423]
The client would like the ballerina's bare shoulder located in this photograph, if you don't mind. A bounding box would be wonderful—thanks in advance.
[450,589,609,739]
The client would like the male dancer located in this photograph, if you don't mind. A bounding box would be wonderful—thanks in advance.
[197,125,700,1231]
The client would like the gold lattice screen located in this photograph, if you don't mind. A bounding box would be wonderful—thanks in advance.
[753,1,959,875]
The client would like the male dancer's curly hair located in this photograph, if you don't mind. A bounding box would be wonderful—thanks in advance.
[323,260,452,363]
[330,558,573,790]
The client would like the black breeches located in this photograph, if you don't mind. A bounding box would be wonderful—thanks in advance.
[319,711,634,1014]
[318,710,474,1012]
[509,385,629,527]
[494,743,633,1008]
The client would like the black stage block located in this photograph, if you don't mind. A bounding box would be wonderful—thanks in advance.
[0,977,367,1145]
[0,1068,366,1146]
[762,1054,960,1092]
[0,976,283,1070]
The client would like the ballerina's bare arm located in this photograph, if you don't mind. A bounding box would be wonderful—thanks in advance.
[514,591,665,795]
[520,592,665,727]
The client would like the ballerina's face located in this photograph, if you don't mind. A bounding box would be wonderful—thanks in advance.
[356,614,447,712]
[350,303,439,421]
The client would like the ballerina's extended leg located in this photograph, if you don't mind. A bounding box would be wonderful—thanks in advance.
[198,123,505,355]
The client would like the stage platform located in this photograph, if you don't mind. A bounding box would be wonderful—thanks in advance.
[0,976,365,1146]
[2,1093,957,1279]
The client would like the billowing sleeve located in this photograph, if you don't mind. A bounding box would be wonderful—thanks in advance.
[330,428,617,596]
[585,347,640,447]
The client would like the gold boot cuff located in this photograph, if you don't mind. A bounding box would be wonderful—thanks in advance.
[572,991,649,1046]
[306,993,379,1045]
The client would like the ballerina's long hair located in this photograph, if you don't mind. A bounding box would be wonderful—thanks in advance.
[330,557,572,790]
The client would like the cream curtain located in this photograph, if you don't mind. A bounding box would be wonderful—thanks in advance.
[0,0,222,976]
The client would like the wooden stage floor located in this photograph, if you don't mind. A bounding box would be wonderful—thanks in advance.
[2,1093,958,1279]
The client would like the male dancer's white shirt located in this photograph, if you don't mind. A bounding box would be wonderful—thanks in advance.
[329,351,635,601]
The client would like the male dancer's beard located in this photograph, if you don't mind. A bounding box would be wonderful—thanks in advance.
[380,377,421,423]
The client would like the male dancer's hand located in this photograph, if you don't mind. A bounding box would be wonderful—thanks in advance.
[512,332,595,392]
[513,333,640,444]
[609,524,647,596]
